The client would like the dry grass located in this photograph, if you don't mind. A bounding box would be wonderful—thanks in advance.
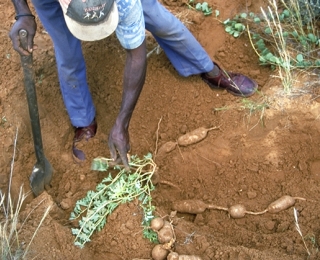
[0,127,51,259]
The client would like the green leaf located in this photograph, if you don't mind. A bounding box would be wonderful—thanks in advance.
[296,54,304,62]
[240,13,247,18]
[195,3,202,11]
[291,30,298,38]
[201,2,208,10]
[252,33,261,40]
[223,18,230,24]
[204,9,212,15]
[264,27,272,34]
[265,52,274,60]
[279,13,284,21]
[225,26,232,33]
[71,228,80,235]
[261,48,270,56]
[269,56,277,63]
[215,10,220,17]
[308,33,317,43]
[234,23,245,31]
[253,17,261,23]
[283,9,290,18]
[233,31,240,37]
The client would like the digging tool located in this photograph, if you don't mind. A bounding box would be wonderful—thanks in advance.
[19,29,53,196]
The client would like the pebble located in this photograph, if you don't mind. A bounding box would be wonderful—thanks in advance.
[60,198,71,210]
[247,191,257,199]
[179,125,188,134]
[125,219,135,231]
[64,181,71,192]
[264,220,276,231]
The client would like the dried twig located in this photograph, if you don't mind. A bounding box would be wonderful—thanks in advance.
[154,116,163,157]
[293,207,311,256]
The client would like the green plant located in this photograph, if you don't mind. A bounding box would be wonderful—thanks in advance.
[222,0,320,92]
[70,153,158,248]
[223,13,248,37]
[214,93,270,130]
[187,0,212,16]
[240,95,270,130]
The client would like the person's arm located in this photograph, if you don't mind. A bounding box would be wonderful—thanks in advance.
[10,0,37,55]
[108,39,147,169]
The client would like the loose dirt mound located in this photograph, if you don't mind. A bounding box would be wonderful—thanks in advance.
[1,0,320,259]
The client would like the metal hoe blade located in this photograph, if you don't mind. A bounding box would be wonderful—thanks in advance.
[19,29,53,196]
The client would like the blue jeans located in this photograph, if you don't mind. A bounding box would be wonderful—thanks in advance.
[31,0,213,127]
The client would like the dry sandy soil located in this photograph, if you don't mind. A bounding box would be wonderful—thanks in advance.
[1,0,320,259]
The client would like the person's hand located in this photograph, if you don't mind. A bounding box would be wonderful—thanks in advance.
[108,123,131,170]
[9,16,37,56]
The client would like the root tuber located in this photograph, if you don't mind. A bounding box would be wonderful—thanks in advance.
[157,221,174,244]
[172,200,208,214]
[150,217,164,232]
[177,126,219,147]
[151,244,169,260]
[267,195,306,214]
[172,199,266,218]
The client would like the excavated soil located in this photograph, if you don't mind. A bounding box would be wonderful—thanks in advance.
[1,0,320,259]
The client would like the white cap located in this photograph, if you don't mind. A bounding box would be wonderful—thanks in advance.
[59,0,119,41]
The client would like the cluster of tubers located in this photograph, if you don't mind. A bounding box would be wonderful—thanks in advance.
[172,195,306,219]
[149,195,302,259]
[150,217,202,260]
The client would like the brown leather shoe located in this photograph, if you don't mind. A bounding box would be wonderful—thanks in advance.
[73,119,97,161]
[74,119,97,142]
[201,63,258,97]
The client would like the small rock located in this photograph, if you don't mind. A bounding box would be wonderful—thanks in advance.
[179,125,188,134]
[247,191,257,199]
[109,212,118,221]
[277,221,290,232]
[64,181,71,192]
[125,219,135,231]
[60,198,71,210]
[110,240,118,246]
[264,220,276,231]
[160,133,167,139]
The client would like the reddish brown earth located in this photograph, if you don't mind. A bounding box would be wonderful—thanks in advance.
[1,0,320,259]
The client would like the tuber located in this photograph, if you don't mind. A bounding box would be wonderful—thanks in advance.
[157,221,174,244]
[221,204,266,218]
[157,141,177,155]
[151,244,169,260]
[228,204,247,219]
[172,199,266,218]
[150,217,164,232]
[177,126,219,147]
[172,195,306,219]
[267,195,305,214]
[172,200,208,214]
[167,252,203,260]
